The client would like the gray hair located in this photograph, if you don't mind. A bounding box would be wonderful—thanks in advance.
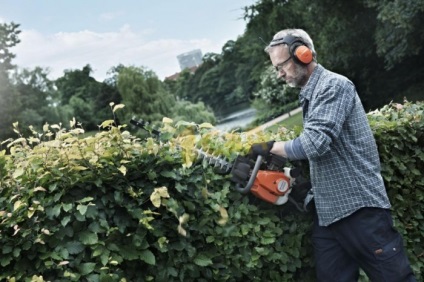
[264,28,316,60]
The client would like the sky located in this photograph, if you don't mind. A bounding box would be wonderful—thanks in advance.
[0,0,256,81]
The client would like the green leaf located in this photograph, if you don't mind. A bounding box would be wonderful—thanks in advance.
[46,204,61,218]
[66,241,84,254]
[77,262,96,275]
[79,231,98,245]
[160,170,176,178]
[77,204,88,215]
[175,183,187,193]
[78,197,94,203]
[194,254,213,266]
[411,168,421,176]
[61,216,71,227]
[2,245,12,254]
[140,250,156,265]
[60,248,69,259]
[100,249,110,266]
[260,237,276,245]
[257,217,271,225]
[62,203,73,212]
[119,246,139,260]
[1,256,12,267]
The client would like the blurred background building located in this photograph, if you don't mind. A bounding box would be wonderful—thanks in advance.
[177,49,203,70]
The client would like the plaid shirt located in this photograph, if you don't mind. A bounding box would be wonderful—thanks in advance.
[298,64,391,226]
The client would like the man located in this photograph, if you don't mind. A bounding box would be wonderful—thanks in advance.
[250,28,416,281]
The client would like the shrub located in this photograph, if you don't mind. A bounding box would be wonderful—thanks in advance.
[0,101,422,281]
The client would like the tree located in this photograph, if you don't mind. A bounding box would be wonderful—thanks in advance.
[55,65,100,105]
[364,0,424,69]
[240,0,424,110]
[116,66,176,123]
[172,101,216,124]
[11,67,60,134]
[54,65,103,130]
[0,72,21,140]
[0,22,21,140]
[0,22,20,74]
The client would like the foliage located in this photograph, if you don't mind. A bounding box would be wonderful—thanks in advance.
[116,66,216,128]
[363,0,424,69]
[0,101,422,281]
[3,0,424,139]
[368,100,424,277]
[253,66,298,104]
[172,101,216,125]
[0,71,22,140]
[250,65,300,125]
[0,22,21,73]
[171,0,424,121]
[0,22,22,140]
[168,43,258,118]
[55,65,106,131]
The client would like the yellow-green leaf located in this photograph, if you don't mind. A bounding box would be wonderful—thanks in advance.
[178,213,190,236]
[199,122,214,129]
[72,166,88,171]
[162,117,173,123]
[113,104,125,112]
[70,117,76,128]
[216,206,229,226]
[100,120,115,128]
[14,200,23,211]
[118,165,127,176]
[178,225,187,237]
[13,167,24,179]
[28,208,35,218]
[7,137,26,148]
[34,186,47,192]
[150,186,169,208]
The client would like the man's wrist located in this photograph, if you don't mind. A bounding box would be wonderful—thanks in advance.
[270,141,287,157]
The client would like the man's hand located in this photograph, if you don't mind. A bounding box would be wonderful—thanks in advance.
[248,141,275,159]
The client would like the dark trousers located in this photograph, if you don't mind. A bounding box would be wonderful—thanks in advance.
[312,207,416,282]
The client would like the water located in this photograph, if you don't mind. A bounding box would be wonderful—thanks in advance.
[214,108,257,131]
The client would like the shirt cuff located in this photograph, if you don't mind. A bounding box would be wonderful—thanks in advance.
[284,138,307,160]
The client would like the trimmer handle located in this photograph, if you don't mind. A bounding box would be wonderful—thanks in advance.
[234,155,263,194]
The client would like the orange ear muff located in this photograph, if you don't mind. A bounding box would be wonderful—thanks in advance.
[294,45,313,64]
[268,35,314,65]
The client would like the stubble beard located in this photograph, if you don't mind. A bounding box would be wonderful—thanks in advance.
[286,64,309,88]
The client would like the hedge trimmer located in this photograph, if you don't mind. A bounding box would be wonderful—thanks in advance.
[130,118,311,212]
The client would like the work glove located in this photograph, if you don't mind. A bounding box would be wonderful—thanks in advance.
[248,141,275,159]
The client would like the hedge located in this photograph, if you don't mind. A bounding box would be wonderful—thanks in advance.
[0,101,422,281]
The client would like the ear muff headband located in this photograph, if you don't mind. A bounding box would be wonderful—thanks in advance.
[269,35,313,65]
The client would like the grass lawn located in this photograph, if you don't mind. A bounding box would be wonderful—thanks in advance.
[267,111,303,132]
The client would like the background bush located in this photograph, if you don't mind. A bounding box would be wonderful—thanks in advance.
[0,101,422,281]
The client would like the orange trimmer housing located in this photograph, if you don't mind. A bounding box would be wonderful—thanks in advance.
[233,155,295,205]
[251,170,292,205]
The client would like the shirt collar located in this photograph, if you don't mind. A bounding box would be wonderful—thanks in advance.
[299,64,324,103]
